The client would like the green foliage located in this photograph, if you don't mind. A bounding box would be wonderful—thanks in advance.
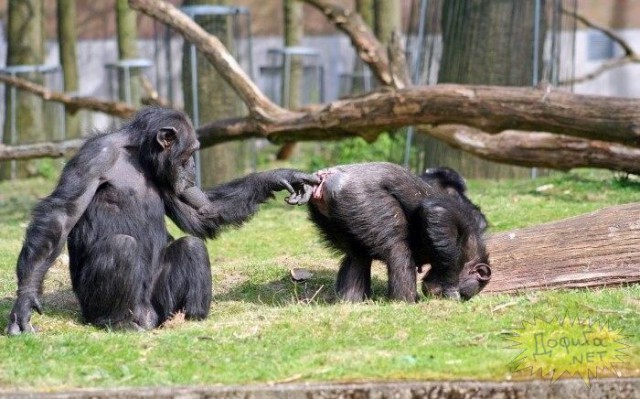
[0,170,638,390]
[34,159,64,180]
[304,132,406,170]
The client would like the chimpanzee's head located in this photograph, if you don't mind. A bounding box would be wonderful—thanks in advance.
[422,260,492,301]
[419,198,492,301]
[133,107,200,187]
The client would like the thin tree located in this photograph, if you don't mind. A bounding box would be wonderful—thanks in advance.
[182,0,248,188]
[1,0,46,179]
[350,0,375,94]
[115,0,143,106]
[57,0,81,138]
[374,0,401,48]
[276,0,304,160]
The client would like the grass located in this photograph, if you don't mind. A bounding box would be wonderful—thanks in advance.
[0,169,639,392]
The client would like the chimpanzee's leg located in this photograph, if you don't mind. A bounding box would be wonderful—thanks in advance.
[72,234,157,330]
[152,236,212,324]
[384,242,418,302]
[336,254,373,302]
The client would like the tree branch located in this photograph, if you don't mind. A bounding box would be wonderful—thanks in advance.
[198,84,640,148]
[562,8,634,56]
[302,0,393,86]
[563,55,640,85]
[423,124,640,175]
[0,74,136,118]
[0,139,85,161]
[128,0,288,119]
[561,8,640,85]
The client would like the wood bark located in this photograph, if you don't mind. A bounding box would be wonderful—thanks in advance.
[374,0,401,48]
[483,203,640,293]
[1,0,46,179]
[424,124,640,175]
[115,0,143,106]
[0,139,84,161]
[276,0,305,160]
[129,0,285,118]
[196,84,640,148]
[57,0,81,138]
[355,0,374,28]
[2,74,640,174]
[301,0,392,85]
[424,0,544,179]
[0,74,136,118]
[181,0,246,187]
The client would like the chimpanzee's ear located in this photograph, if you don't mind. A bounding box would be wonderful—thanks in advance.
[471,263,492,282]
[157,126,178,150]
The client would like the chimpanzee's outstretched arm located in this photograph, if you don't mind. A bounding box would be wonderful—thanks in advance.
[164,169,319,239]
[7,140,118,335]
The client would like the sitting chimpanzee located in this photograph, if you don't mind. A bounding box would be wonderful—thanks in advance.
[7,107,318,335]
[289,162,490,303]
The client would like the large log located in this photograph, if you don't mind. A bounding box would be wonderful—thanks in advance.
[196,84,640,147]
[484,202,640,293]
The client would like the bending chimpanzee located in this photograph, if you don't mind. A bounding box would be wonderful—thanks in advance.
[290,162,490,303]
[7,107,318,335]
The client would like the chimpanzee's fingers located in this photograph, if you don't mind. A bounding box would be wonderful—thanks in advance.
[7,321,21,336]
[7,313,21,336]
[297,185,313,205]
[280,179,295,194]
[285,192,301,205]
[34,298,43,315]
[17,312,33,334]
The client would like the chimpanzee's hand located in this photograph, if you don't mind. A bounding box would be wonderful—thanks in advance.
[268,169,320,206]
[7,292,42,336]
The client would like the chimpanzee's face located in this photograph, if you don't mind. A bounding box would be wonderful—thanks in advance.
[421,259,492,301]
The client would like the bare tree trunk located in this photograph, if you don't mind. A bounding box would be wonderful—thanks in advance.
[374,0,401,47]
[356,0,374,28]
[422,0,545,179]
[483,202,640,293]
[347,0,376,95]
[276,0,304,160]
[115,0,143,107]
[1,0,46,179]
[57,0,80,139]
[182,0,247,188]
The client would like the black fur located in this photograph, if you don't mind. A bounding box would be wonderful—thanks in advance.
[307,162,490,303]
[420,166,488,232]
[8,107,318,334]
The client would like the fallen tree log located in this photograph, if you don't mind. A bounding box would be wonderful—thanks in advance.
[484,202,640,293]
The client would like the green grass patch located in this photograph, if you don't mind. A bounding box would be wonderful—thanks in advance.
[0,170,638,391]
